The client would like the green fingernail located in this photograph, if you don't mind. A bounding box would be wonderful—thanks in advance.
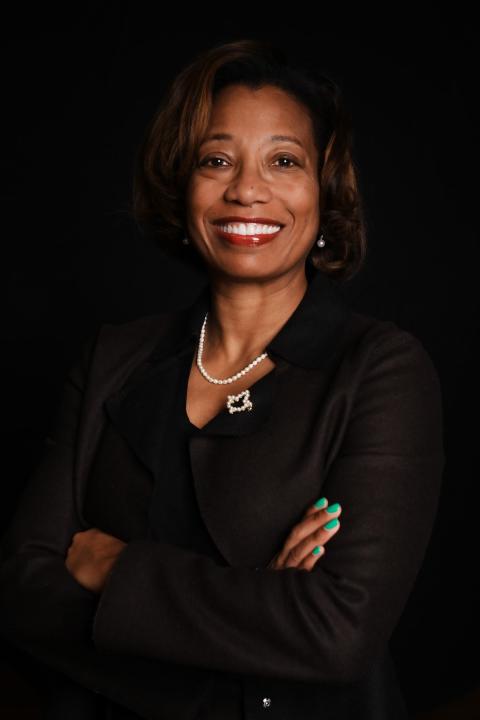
[312,545,321,555]
[314,497,327,509]
[324,518,339,530]
[327,502,340,513]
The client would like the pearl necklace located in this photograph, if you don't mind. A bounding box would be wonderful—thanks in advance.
[196,311,269,414]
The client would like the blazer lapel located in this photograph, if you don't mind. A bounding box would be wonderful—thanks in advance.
[103,319,282,476]
[104,353,186,481]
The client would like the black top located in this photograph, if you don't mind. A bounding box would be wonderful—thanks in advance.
[108,346,244,719]
[146,348,226,560]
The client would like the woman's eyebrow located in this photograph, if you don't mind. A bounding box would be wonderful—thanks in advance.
[200,133,304,148]
[269,134,304,148]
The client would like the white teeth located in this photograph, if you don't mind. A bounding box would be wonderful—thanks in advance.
[218,223,281,235]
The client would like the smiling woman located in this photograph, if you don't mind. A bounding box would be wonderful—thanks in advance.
[187,83,322,274]
[132,38,367,281]
[0,37,444,720]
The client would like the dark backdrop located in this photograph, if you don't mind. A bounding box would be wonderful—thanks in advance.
[1,7,478,718]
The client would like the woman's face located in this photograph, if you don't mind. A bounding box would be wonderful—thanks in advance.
[185,83,320,282]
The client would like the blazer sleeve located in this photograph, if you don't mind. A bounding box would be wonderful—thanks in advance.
[91,328,446,685]
[0,330,213,718]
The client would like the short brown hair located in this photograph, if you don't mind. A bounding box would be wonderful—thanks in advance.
[131,38,367,282]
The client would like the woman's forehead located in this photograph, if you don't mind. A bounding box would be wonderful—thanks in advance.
[204,85,316,149]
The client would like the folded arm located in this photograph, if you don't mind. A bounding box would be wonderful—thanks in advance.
[91,328,445,685]
[0,330,213,717]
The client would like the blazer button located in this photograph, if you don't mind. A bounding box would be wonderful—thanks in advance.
[262,696,272,709]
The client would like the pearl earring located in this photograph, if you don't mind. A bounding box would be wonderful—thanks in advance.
[316,233,325,248]
[182,236,190,245]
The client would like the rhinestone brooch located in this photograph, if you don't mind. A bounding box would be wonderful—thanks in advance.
[226,389,253,414]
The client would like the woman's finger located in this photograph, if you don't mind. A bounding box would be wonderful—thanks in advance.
[282,516,341,569]
[298,543,326,571]
[276,501,342,567]
[269,501,342,570]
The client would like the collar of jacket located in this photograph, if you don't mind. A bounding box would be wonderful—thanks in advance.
[103,266,351,475]
[148,264,350,371]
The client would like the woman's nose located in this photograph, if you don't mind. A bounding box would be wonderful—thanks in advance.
[223,163,272,205]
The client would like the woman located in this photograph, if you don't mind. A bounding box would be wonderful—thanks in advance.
[0,39,444,719]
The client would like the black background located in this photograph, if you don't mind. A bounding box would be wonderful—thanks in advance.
[1,6,479,718]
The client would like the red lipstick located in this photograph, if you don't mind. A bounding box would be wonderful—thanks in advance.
[213,226,282,247]
[213,216,285,225]
[212,216,284,247]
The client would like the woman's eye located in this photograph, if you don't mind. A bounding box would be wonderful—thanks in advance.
[273,156,298,169]
[198,155,299,169]
[199,156,229,168]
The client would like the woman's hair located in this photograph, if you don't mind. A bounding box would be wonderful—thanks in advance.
[131,38,367,282]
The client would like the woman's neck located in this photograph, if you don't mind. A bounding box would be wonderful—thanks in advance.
[203,266,309,368]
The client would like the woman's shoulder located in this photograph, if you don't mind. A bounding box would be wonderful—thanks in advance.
[73,309,183,387]
[346,309,425,352]
[341,309,441,392]
[95,309,181,354]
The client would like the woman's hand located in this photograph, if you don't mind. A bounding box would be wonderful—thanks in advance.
[65,528,127,594]
[267,497,342,571]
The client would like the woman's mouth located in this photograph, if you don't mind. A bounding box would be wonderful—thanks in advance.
[213,222,282,247]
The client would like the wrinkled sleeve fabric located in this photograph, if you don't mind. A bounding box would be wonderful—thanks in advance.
[91,328,445,685]
[0,330,213,718]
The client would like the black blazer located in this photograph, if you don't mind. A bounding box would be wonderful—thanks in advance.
[0,268,445,720]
